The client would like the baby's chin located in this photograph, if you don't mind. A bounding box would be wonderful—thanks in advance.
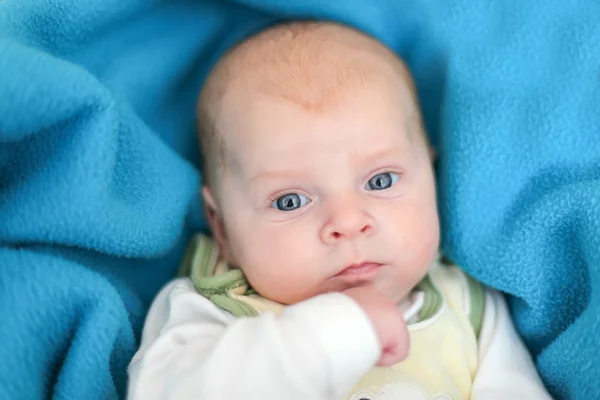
[370,267,428,304]
[376,283,413,304]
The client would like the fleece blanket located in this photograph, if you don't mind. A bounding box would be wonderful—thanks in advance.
[1,0,599,399]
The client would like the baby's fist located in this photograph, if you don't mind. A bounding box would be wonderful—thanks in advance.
[343,285,410,367]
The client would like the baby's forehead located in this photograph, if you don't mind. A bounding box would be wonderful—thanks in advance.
[221,87,418,161]
[215,22,417,106]
[216,77,421,166]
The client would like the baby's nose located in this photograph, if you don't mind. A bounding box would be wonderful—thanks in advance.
[320,199,376,244]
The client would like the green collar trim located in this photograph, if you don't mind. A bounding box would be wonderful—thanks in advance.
[415,275,443,322]
[211,293,258,317]
[178,234,250,296]
[465,274,485,337]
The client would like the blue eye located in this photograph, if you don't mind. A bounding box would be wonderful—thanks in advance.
[365,172,400,191]
[271,193,311,211]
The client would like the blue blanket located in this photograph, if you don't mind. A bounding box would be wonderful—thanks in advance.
[1,0,599,398]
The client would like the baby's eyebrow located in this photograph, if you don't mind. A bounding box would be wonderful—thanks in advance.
[357,146,406,165]
[248,169,308,185]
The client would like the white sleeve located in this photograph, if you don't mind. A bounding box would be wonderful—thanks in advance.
[127,278,380,400]
[471,289,553,399]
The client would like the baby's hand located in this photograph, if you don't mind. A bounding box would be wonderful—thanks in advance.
[343,286,410,367]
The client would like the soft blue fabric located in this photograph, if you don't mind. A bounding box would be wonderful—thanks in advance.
[1,0,599,399]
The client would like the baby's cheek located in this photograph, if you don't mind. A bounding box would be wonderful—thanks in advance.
[239,248,295,289]
[248,268,312,305]
[247,253,321,304]
[418,212,440,260]
[233,224,325,302]
[404,201,439,253]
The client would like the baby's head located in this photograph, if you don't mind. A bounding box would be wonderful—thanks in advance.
[197,21,439,305]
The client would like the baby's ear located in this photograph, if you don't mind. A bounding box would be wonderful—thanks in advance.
[202,187,234,263]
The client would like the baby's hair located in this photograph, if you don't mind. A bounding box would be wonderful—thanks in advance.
[197,21,420,191]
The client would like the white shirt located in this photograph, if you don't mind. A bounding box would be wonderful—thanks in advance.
[127,278,552,400]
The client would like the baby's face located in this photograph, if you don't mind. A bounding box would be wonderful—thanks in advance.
[207,79,440,305]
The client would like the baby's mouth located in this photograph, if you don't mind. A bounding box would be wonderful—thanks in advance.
[333,262,384,279]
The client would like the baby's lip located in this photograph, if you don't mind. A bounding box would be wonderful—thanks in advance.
[333,262,383,279]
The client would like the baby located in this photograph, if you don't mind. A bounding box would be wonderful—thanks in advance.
[128,21,552,400]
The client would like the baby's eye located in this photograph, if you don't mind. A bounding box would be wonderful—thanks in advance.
[365,172,400,191]
[271,193,311,211]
